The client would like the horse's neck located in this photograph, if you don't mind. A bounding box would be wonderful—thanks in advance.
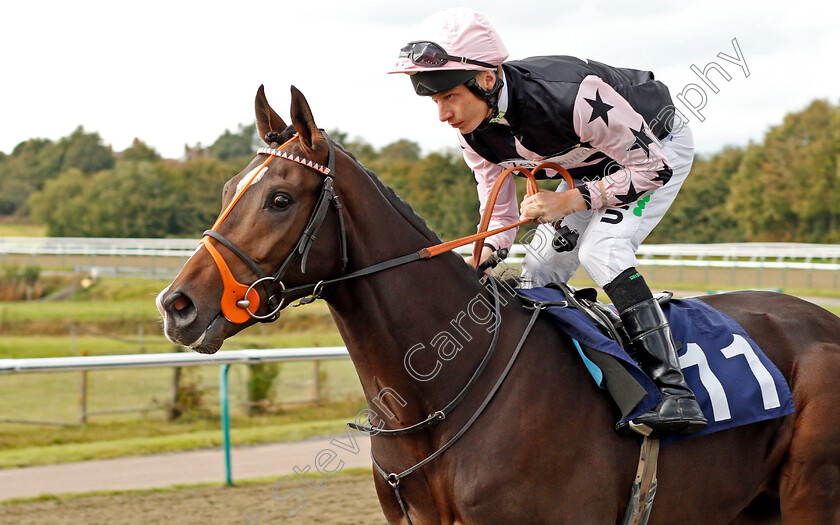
[326,163,512,424]
[329,254,502,421]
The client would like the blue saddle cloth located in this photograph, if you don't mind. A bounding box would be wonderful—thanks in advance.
[517,287,795,445]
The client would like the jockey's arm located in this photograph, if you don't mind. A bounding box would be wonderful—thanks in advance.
[459,136,520,262]
[572,75,673,210]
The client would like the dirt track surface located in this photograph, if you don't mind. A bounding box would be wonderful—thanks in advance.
[0,473,385,524]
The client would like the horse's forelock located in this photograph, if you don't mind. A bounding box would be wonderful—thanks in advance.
[272,125,298,145]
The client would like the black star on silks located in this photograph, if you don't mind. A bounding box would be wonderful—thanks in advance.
[629,124,654,157]
[652,167,673,185]
[584,90,613,126]
[616,182,643,205]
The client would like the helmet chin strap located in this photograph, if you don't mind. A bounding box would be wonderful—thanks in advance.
[464,72,504,130]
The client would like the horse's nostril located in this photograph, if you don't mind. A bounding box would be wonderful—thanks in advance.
[165,290,197,327]
[173,295,190,312]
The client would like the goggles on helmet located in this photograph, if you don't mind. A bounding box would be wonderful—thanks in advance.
[399,41,495,69]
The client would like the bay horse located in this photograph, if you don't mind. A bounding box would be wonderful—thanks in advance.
[157,85,840,524]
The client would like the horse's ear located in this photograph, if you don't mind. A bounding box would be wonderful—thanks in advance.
[289,85,325,154]
[255,85,287,143]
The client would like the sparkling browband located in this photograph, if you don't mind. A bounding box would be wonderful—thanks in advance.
[257,146,331,176]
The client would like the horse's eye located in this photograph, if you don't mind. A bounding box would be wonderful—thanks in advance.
[271,193,292,210]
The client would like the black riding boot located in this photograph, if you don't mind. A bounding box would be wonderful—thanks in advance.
[621,297,707,435]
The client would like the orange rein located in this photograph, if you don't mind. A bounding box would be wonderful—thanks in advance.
[420,162,574,267]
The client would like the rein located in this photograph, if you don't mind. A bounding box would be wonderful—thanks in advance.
[281,161,574,303]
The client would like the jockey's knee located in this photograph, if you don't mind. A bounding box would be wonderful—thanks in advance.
[578,236,636,288]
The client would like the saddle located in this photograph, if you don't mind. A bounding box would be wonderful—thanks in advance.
[520,281,673,420]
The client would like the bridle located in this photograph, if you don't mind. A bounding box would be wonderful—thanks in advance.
[200,130,346,324]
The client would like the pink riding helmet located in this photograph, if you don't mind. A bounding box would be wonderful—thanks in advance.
[389,8,509,75]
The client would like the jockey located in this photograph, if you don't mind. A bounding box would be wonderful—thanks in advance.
[389,8,707,435]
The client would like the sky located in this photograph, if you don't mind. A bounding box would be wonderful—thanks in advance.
[1,0,838,161]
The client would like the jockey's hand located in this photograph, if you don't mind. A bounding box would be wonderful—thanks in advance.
[520,188,587,223]
[464,245,494,270]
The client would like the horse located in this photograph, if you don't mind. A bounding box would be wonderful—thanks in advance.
[157,85,840,524]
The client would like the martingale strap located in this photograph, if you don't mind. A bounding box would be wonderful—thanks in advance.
[348,275,504,437]
[369,279,546,525]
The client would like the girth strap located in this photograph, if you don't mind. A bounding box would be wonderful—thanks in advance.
[621,436,661,525]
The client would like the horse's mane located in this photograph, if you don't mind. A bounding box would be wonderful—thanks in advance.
[333,141,442,245]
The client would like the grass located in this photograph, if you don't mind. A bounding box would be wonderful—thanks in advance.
[0,276,334,326]
[0,222,47,237]
[0,396,362,449]
[0,272,354,463]
[2,357,361,424]
[13,299,162,322]
[0,415,364,468]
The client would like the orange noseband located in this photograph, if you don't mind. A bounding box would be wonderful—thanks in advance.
[200,135,299,324]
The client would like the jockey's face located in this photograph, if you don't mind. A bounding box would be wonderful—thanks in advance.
[431,72,495,134]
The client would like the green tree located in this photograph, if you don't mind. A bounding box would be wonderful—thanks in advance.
[29,162,176,237]
[331,129,378,166]
[8,138,61,189]
[83,161,175,237]
[59,126,115,175]
[380,139,421,163]
[210,123,257,162]
[121,138,161,163]
[27,168,91,236]
[164,157,232,236]
[0,139,60,215]
[727,100,840,241]
[374,148,476,240]
[0,177,34,216]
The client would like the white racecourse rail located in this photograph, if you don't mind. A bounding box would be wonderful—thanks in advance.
[0,347,349,375]
[2,237,840,271]
[0,348,351,486]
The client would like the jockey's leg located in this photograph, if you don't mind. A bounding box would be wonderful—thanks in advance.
[604,268,707,434]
